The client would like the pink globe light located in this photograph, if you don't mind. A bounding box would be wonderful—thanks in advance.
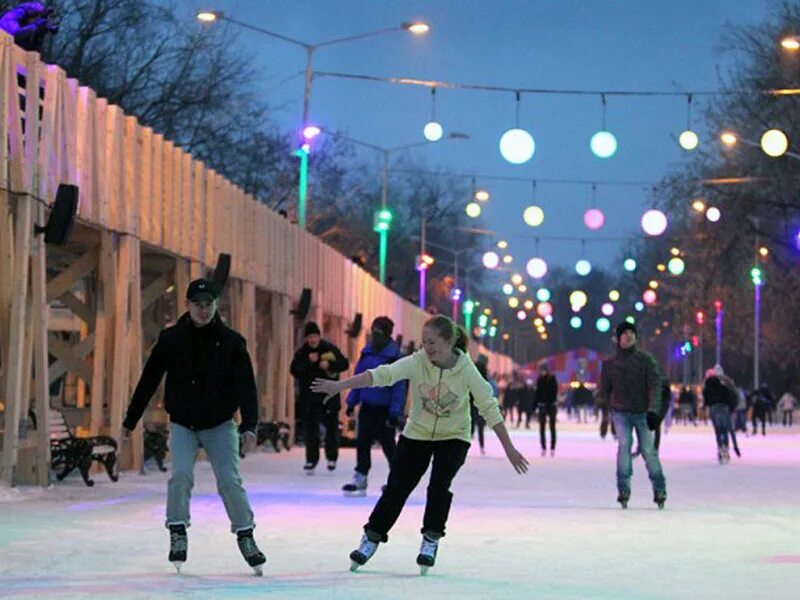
[302,125,321,141]
[643,289,658,305]
[601,302,614,316]
[516,310,527,321]
[483,251,500,269]
[584,208,605,230]
[641,209,668,236]
[536,301,553,317]
[526,257,548,279]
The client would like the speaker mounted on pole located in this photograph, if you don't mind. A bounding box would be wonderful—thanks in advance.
[33,183,78,245]
[348,312,363,338]
[292,288,312,320]
[212,253,231,295]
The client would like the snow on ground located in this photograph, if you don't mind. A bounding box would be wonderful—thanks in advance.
[0,418,797,599]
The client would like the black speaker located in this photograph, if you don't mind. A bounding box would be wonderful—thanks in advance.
[395,334,403,348]
[348,312,363,338]
[35,183,78,245]
[212,253,231,294]
[293,288,312,320]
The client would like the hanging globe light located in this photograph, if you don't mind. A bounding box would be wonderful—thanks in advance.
[760,129,788,157]
[536,301,553,317]
[499,128,535,164]
[465,202,482,218]
[706,207,721,222]
[534,317,544,326]
[517,310,527,321]
[625,316,636,324]
[571,304,582,313]
[596,317,611,332]
[524,300,534,310]
[575,259,592,276]
[502,283,514,295]
[509,297,520,309]
[523,205,545,227]
[536,288,551,302]
[609,290,620,302]
[569,290,588,308]
[482,251,500,269]
[511,273,523,286]
[679,130,699,151]
[641,209,668,236]
[526,257,548,279]
[570,316,582,329]
[667,257,685,275]
[634,301,645,312]
[544,314,554,324]
[601,302,614,316]
[590,131,618,158]
[584,208,605,230]
[643,289,658,305]
[474,189,490,202]
[423,121,443,142]
[623,258,637,272]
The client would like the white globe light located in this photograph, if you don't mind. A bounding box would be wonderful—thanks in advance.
[569,290,588,308]
[499,128,535,164]
[706,207,721,222]
[679,130,699,151]
[760,129,788,157]
[623,258,637,272]
[575,259,592,276]
[584,208,605,230]
[465,202,482,218]
[517,310,527,321]
[502,283,514,295]
[544,314,554,324]
[423,121,443,142]
[641,209,668,236]
[601,302,614,316]
[634,301,645,312]
[667,257,685,275]
[590,130,618,158]
[523,205,545,227]
[482,251,500,269]
[526,257,548,279]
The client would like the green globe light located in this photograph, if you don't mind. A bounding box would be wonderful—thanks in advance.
[596,317,611,332]
[667,257,685,275]
[536,288,551,302]
[625,316,635,324]
[570,316,582,329]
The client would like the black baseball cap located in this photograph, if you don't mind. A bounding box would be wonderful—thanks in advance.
[186,279,218,302]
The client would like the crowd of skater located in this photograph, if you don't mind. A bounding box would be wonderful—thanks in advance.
[120,278,798,577]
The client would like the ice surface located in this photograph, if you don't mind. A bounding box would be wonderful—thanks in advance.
[0,420,797,599]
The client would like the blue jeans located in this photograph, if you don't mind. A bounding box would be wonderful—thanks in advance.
[612,411,666,496]
[166,420,255,533]
[710,404,730,451]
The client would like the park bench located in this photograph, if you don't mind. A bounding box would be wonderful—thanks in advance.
[49,411,119,486]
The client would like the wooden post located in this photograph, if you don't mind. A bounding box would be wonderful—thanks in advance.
[30,199,50,485]
[109,235,132,441]
[89,231,114,436]
[128,237,143,472]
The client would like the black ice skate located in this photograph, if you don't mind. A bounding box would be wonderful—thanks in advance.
[168,524,187,574]
[236,529,266,576]
[342,472,367,497]
[654,491,667,510]
[327,460,336,472]
[617,490,631,509]
[416,534,439,575]
[349,532,380,571]
[303,462,316,475]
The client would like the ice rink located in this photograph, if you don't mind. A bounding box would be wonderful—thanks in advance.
[1,419,797,599]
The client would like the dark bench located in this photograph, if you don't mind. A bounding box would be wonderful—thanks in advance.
[49,411,118,486]
[239,421,291,458]
[144,425,169,472]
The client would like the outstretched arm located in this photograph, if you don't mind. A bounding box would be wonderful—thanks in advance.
[311,371,373,399]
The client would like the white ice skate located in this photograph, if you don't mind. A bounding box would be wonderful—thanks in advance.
[349,533,379,571]
[416,534,439,575]
[342,472,367,497]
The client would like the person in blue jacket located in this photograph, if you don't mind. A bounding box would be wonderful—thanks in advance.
[342,316,406,496]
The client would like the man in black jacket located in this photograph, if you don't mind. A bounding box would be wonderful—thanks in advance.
[600,321,667,509]
[535,363,558,456]
[290,321,349,474]
[122,279,265,574]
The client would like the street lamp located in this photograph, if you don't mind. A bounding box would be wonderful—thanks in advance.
[197,11,430,230]
[719,128,800,161]
[781,35,800,51]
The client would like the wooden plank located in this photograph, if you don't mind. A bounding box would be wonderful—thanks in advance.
[48,333,93,383]
[90,230,114,435]
[128,237,144,471]
[193,161,204,264]
[48,331,95,383]
[124,116,140,236]
[45,247,98,301]
[94,98,109,227]
[105,105,124,231]
[30,199,50,485]
[174,259,190,309]
[151,134,164,247]
[76,86,96,221]
[181,151,192,258]
[58,291,95,328]
[141,270,173,311]
[139,127,153,243]
[109,235,132,441]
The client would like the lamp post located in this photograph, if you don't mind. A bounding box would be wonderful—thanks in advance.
[720,129,800,161]
[714,300,723,367]
[748,217,763,389]
[196,11,430,230]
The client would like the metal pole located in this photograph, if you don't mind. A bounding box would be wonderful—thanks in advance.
[419,212,426,309]
[379,230,388,286]
[698,331,703,381]
[295,148,308,230]
[753,218,760,389]
[715,305,723,367]
[302,48,314,125]
[452,252,459,323]
[379,151,389,285]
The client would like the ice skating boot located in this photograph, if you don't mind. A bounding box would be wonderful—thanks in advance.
[168,524,187,574]
[540,448,546,457]
[342,472,367,497]
[236,529,266,576]
[303,462,316,475]
[654,491,667,510]
[550,449,555,457]
[327,460,336,472]
[349,532,380,571]
[617,490,630,509]
[717,449,725,465]
[722,447,731,464]
[416,533,439,575]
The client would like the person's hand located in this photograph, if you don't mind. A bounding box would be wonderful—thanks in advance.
[503,443,529,474]
[311,378,339,400]
[319,360,330,371]
[240,431,257,454]
[308,352,319,363]
[646,411,660,431]
[345,405,355,418]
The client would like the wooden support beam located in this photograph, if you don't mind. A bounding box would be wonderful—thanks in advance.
[90,231,114,436]
[30,200,50,485]
[128,237,144,472]
[58,291,95,328]
[174,259,190,312]
[46,247,99,302]
[109,234,132,442]
[140,270,173,312]
[48,331,95,383]
[48,334,93,383]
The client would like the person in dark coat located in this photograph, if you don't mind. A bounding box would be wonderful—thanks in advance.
[290,321,349,473]
[535,363,558,456]
[703,369,738,464]
[0,2,58,52]
[678,385,697,425]
[122,278,265,573]
[342,317,406,495]
[600,321,667,508]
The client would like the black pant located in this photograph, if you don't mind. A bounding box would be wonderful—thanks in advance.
[539,404,557,450]
[303,400,339,465]
[365,436,470,542]
[783,410,793,426]
[355,405,396,475]
[752,407,767,436]
[470,406,485,449]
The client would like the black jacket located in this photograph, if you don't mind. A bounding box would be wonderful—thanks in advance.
[535,374,558,408]
[703,376,736,411]
[290,339,349,410]
[600,346,662,414]
[123,313,258,433]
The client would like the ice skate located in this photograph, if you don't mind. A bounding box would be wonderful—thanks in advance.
[416,534,439,575]
[303,462,316,475]
[342,472,367,497]
[540,448,546,457]
[327,460,336,472]
[654,491,667,510]
[236,529,266,576]
[617,490,630,509]
[168,524,187,574]
[550,449,555,457]
[349,532,379,571]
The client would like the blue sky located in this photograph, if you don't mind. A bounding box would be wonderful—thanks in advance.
[186,1,770,272]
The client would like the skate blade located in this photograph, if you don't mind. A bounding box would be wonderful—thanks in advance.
[350,560,361,572]
[343,490,367,497]
[420,565,429,576]
[172,561,184,575]
[252,565,264,577]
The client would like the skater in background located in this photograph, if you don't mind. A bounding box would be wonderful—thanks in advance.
[342,317,405,496]
[749,383,772,436]
[516,374,534,429]
[571,382,593,424]
[600,321,667,509]
[779,390,797,426]
[715,366,742,457]
[703,369,737,464]
[470,355,495,455]
[535,363,558,456]
[290,321,349,474]
[678,385,697,426]
[311,315,528,574]
[122,279,266,574]
[0,2,58,52]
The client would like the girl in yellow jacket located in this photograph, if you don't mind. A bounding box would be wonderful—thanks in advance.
[312,315,528,574]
